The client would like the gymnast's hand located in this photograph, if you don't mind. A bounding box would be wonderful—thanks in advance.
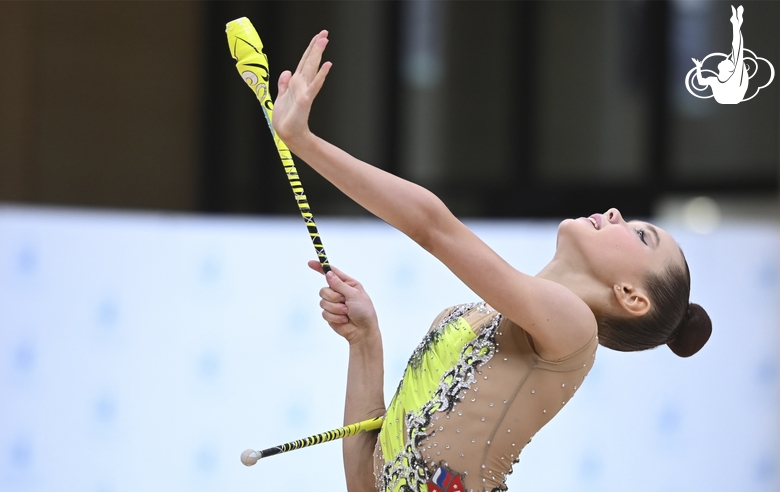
[274,31,332,147]
[308,260,379,345]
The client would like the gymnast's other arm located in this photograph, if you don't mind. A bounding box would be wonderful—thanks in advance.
[692,58,712,87]
[309,261,384,492]
[275,31,594,360]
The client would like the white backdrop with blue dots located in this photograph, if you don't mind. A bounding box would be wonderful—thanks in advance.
[0,204,778,491]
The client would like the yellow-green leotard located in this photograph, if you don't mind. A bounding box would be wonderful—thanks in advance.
[373,302,598,492]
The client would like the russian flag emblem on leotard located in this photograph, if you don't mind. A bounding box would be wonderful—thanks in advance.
[427,465,464,492]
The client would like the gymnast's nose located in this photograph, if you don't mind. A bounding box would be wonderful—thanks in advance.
[605,208,624,225]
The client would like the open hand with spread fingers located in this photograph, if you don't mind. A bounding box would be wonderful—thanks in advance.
[273,31,332,148]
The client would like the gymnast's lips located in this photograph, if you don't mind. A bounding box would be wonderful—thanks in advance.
[587,214,601,230]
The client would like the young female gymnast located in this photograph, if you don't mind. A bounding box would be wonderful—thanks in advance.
[274,31,712,492]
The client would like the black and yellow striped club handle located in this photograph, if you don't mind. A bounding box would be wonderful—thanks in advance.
[240,416,384,465]
[226,17,331,273]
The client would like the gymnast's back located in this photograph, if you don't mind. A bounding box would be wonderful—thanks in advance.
[373,302,598,491]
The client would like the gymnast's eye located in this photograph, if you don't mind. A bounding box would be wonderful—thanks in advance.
[635,229,648,245]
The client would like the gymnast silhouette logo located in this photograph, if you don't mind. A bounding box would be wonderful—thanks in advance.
[685,5,774,104]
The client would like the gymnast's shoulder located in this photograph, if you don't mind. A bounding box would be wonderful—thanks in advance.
[501,276,597,362]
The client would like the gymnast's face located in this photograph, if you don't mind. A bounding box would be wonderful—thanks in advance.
[555,208,683,290]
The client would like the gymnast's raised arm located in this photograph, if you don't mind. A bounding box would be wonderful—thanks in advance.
[273,31,595,361]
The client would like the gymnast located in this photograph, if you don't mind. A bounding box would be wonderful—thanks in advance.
[692,5,748,104]
[273,31,712,492]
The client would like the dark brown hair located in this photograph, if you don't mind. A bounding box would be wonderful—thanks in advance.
[597,251,712,357]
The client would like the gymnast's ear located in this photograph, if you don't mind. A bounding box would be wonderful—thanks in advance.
[613,284,651,317]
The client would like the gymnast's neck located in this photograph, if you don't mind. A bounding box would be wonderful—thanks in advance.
[536,257,610,320]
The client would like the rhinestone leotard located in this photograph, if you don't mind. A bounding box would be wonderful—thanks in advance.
[373,302,598,492]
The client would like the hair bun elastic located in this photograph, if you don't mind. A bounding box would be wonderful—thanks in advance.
[667,303,712,357]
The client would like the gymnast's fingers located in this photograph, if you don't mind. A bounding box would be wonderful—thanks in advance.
[319,286,345,303]
[309,260,359,287]
[326,270,359,298]
[308,259,326,275]
[308,61,332,99]
[320,298,347,315]
[295,31,324,75]
[278,70,292,99]
[301,34,329,83]
[328,264,358,285]
[321,310,349,325]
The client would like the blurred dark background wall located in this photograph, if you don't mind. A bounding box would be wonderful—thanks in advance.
[0,1,202,211]
[1,1,778,219]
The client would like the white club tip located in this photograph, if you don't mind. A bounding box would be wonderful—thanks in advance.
[241,449,259,466]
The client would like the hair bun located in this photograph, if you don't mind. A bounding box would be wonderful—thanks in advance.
[667,303,712,357]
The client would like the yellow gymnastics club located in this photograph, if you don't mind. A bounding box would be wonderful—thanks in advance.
[226,17,331,273]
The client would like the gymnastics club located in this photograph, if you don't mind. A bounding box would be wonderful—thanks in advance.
[240,416,384,466]
[226,17,331,273]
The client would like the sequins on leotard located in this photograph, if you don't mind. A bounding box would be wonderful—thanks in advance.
[374,302,598,492]
[376,302,501,491]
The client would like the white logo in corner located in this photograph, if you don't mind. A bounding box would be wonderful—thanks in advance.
[685,5,774,104]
